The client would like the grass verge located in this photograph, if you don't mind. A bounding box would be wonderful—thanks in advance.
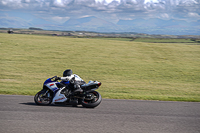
[0,33,200,102]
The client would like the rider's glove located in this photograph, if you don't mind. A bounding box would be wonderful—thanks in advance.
[55,76,61,81]
[69,76,75,84]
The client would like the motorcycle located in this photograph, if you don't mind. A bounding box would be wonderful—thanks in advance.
[34,76,102,108]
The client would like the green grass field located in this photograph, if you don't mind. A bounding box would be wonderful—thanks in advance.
[0,33,200,102]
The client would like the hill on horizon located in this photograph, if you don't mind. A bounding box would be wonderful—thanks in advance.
[0,15,200,35]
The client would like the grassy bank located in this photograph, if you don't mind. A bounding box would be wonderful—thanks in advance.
[0,33,200,102]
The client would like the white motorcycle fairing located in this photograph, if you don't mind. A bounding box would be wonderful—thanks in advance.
[44,81,68,103]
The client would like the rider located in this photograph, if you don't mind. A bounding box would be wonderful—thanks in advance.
[57,69,86,93]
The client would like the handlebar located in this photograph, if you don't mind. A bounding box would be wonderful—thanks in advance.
[51,76,59,81]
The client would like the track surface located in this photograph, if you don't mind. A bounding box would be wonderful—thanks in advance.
[0,95,200,133]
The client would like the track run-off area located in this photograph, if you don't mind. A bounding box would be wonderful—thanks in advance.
[0,95,200,133]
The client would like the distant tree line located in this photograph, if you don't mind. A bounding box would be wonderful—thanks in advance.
[29,27,43,30]
[191,38,200,43]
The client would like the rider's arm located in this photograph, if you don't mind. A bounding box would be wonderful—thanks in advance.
[60,75,74,81]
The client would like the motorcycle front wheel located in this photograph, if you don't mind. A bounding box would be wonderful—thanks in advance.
[81,91,102,108]
[34,89,53,105]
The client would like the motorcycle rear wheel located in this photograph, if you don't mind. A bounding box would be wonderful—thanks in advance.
[34,89,53,105]
[81,91,102,108]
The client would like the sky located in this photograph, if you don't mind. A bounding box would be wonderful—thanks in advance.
[0,0,200,35]
[0,0,199,27]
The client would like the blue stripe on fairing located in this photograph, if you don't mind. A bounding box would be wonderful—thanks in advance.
[60,81,70,85]
[44,78,54,85]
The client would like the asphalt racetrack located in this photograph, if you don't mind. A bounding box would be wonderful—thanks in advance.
[0,95,200,133]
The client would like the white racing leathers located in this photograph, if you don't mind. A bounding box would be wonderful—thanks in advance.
[60,74,86,88]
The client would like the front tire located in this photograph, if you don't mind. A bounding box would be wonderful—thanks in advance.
[81,91,102,108]
[34,89,53,105]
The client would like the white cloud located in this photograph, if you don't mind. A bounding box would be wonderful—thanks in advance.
[95,0,120,4]
[188,12,200,18]
[53,0,65,7]
[144,0,159,4]
[156,13,170,19]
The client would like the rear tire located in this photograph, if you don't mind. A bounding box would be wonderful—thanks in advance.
[81,91,102,108]
[34,89,53,105]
